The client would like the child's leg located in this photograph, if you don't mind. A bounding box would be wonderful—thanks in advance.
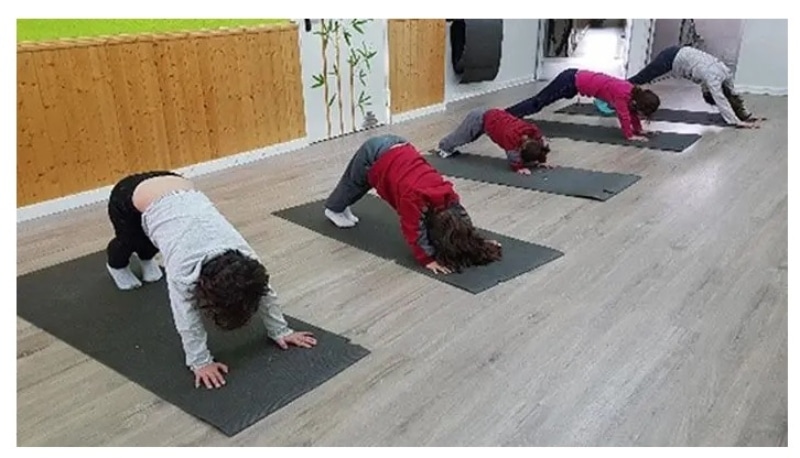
[106,196,144,290]
[628,45,681,85]
[325,136,403,227]
[437,108,489,155]
[505,69,579,118]
[134,239,163,282]
[105,173,167,289]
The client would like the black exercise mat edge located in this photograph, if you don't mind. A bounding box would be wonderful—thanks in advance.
[424,149,641,201]
[17,253,371,437]
[272,195,564,294]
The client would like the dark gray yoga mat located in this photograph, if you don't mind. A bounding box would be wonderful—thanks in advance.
[555,103,727,126]
[531,119,702,152]
[425,151,640,201]
[17,252,370,437]
[273,195,563,294]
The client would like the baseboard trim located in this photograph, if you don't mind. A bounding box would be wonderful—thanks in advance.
[390,103,447,124]
[445,75,537,103]
[735,85,787,96]
[17,137,310,224]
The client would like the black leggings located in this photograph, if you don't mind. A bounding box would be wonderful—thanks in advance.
[106,171,180,269]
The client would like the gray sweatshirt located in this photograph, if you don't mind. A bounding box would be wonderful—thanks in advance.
[141,190,293,370]
[671,47,740,125]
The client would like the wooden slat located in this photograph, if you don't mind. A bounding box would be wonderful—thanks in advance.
[388,19,446,115]
[16,24,306,207]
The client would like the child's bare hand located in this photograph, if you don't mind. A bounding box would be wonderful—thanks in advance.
[276,331,318,350]
[630,135,649,142]
[534,163,554,169]
[487,239,502,247]
[516,168,532,175]
[735,122,759,129]
[194,362,229,389]
[425,261,452,275]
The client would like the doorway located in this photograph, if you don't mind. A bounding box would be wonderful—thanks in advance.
[537,19,629,80]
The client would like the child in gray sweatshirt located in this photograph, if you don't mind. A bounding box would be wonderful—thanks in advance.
[628,45,763,128]
[105,171,317,389]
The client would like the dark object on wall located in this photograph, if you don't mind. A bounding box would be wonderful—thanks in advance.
[449,19,504,84]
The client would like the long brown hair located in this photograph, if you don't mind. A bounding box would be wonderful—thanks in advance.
[630,86,660,118]
[426,207,502,272]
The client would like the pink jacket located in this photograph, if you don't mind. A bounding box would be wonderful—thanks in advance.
[575,70,642,139]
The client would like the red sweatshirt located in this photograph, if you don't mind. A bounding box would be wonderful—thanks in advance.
[574,70,643,139]
[482,108,543,171]
[367,144,464,266]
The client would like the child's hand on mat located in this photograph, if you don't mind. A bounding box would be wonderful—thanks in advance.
[735,122,759,129]
[425,261,452,275]
[487,240,502,247]
[516,168,532,175]
[276,331,318,350]
[534,163,554,170]
[630,135,649,142]
[194,362,229,389]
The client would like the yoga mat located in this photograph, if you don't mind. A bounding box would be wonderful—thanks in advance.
[555,103,728,126]
[425,151,640,201]
[273,195,564,294]
[17,252,370,437]
[532,119,702,152]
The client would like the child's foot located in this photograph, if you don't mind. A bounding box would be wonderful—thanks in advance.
[140,258,164,283]
[106,264,142,290]
[325,208,356,228]
[436,148,461,158]
[343,207,359,223]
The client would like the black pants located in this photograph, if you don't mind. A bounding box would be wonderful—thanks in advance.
[627,45,682,85]
[106,171,179,269]
[505,68,579,118]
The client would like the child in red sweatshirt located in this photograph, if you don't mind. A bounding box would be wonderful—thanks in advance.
[436,108,551,175]
[324,135,502,274]
[505,68,661,142]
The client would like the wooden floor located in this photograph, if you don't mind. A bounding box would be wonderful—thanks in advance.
[16,80,788,446]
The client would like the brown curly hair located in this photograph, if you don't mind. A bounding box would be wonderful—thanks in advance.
[520,136,550,165]
[426,207,502,273]
[193,249,269,330]
[631,86,661,118]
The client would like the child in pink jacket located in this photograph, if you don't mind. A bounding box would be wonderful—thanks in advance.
[505,68,661,142]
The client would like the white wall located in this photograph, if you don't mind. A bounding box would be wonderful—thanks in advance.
[734,19,788,95]
[444,19,539,103]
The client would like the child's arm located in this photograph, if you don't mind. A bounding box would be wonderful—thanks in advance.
[398,198,436,267]
[612,98,637,140]
[705,78,743,126]
[167,280,215,370]
[257,286,317,349]
[505,149,528,172]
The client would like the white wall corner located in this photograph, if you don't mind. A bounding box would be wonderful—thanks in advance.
[17,137,310,224]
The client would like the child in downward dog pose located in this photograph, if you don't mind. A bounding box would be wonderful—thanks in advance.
[435,108,551,175]
[505,68,661,142]
[105,171,317,389]
[628,45,762,128]
[324,134,502,274]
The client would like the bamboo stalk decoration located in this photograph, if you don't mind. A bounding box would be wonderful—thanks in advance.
[316,20,332,138]
[332,20,345,136]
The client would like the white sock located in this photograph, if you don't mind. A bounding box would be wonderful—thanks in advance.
[140,258,164,283]
[325,208,356,228]
[343,207,359,223]
[106,264,142,290]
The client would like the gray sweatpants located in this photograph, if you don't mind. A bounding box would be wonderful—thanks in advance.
[438,108,489,152]
[325,134,408,212]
